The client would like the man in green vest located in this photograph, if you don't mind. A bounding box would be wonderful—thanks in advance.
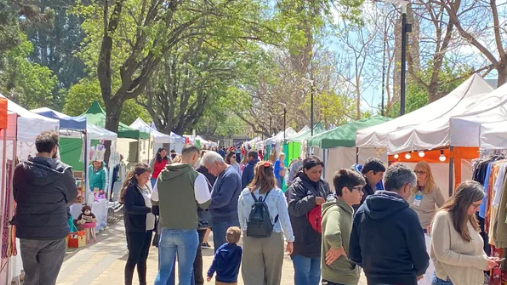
[152,145,212,285]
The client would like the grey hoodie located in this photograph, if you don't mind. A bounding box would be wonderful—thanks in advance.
[13,157,77,240]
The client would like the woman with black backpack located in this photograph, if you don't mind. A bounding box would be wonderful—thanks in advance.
[288,155,331,285]
[238,161,294,285]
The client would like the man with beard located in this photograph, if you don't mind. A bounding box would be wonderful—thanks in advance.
[13,131,78,285]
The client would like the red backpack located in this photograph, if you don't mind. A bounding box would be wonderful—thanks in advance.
[307,205,322,233]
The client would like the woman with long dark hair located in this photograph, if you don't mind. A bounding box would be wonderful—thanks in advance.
[120,163,155,285]
[150,148,170,187]
[431,181,500,285]
[226,151,241,174]
[288,155,331,285]
[238,161,294,285]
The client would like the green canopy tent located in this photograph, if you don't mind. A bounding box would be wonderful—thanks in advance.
[308,116,390,149]
[82,101,150,140]
[307,116,391,184]
[82,101,150,166]
[286,123,326,166]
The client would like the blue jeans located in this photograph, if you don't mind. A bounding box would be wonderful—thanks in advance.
[292,255,321,285]
[276,176,283,189]
[155,229,199,285]
[211,220,240,252]
[432,272,453,285]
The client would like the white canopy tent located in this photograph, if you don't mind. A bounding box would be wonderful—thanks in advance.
[356,74,493,149]
[386,75,495,154]
[448,82,507,148]
[130,118,186,155]
[130,118,172,143]
[0,95,60,160]
[264,128,297,145]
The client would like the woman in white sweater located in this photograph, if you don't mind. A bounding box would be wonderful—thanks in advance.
[430,180,500,285]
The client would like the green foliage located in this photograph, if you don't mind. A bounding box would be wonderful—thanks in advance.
[22,0,86,106]
[0,33,58,109]
[0,0,21,54]
[388,61,473,118]
[299,91,356,128]
[64,78,151,125]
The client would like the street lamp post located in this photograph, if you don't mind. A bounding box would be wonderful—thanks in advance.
[279,102,287,140]
[400,2,411,115]
[311,81,314,136]
[381,0,410,115]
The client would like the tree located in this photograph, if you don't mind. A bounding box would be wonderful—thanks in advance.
[23,0,86,108]
[430,0,506,85]
[388,60,472,117]
[72,0,297,136]
[137,33,253,134]
[299,91,356,127]
[0,0,21,55]
[0,32,58,109]
[64,78,151,125]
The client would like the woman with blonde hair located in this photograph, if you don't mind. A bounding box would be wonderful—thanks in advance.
[238,161,294,285]
[409,161,445,285]
[431,181,500,285]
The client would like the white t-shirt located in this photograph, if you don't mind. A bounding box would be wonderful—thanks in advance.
[152,173,211,204]
[138,185,155,231]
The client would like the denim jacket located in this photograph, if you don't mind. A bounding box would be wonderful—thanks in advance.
[238,187,295,242]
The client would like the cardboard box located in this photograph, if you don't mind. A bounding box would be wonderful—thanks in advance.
[68,231,86,248]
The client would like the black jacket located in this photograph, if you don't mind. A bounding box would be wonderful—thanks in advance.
[353,182,376,211]
[13,157,78,240]
[123,184,151,233]
[241,159,259,189]
[350,191,429,285]
[288,173,331,258]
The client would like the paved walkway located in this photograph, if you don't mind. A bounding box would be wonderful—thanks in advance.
[57,222,367,285]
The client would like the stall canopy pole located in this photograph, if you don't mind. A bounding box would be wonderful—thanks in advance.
[448,146,454,197]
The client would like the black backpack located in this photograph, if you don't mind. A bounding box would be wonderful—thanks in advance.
[247,190,278,238]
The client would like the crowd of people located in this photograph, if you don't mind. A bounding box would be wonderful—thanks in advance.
[9,130,504,285]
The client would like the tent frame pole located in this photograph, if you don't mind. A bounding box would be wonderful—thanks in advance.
[448,146,454,197]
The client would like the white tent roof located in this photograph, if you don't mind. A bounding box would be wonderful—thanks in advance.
[386,75,494,153]
[480,121,507,150]
[130,118,183,143]
[0,94,59,143]
[447,81,507,148]
[356,74,493,149]
[265,127,297,144]
[86,123,118,141]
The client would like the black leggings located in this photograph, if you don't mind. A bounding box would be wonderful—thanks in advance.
[125,230,153,285]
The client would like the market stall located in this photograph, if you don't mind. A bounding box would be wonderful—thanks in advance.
[81,101,149,169]
[0,97,59,285]
[0,95,59,160]
[384,75,498,196]
[286,124,325,163]
[30,107,118,231]
[356,74,492,149]
[0,99,18,285]
[308,116,390,185]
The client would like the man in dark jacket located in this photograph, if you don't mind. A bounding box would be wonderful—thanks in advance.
[288,156,331,285]
[201,151,241,252]
[241,150,259,188]
[349,163,429,285]
[13,131,78,285]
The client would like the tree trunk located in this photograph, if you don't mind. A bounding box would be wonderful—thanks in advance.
[103,97,123,163]
[498,63,507,87]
